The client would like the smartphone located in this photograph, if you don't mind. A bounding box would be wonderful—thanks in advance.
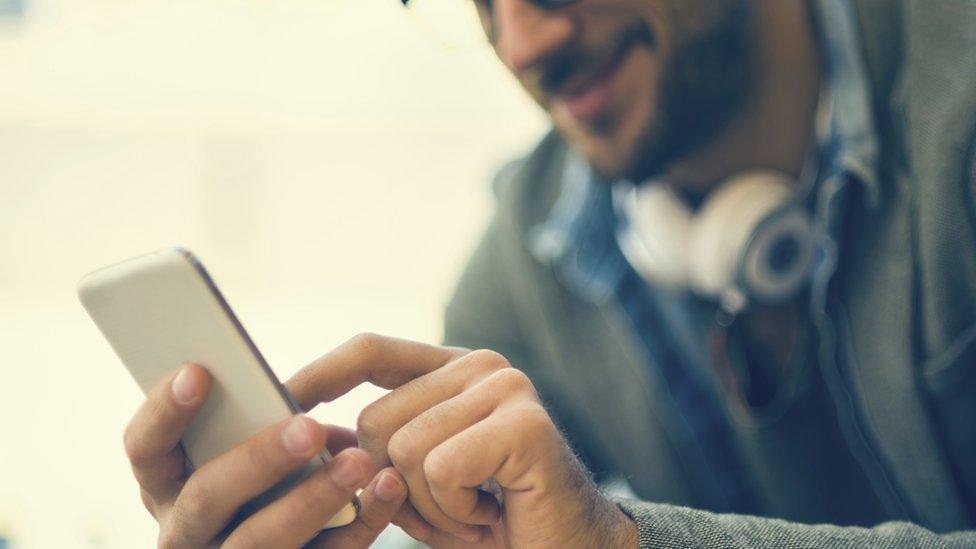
[77,247,358,529]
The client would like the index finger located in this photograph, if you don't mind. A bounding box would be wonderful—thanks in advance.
[286,333,467,411]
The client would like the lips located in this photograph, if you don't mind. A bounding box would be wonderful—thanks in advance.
[554,30,646,123]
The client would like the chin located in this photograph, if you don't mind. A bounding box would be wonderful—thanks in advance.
[554,98,659,184]
[557,123,645,183]
[584,153,632,183]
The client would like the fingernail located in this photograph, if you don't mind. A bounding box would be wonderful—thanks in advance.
[281,416,313,456]
[373,471,403,502]
[172,366,198,405]
[330,454,365,488]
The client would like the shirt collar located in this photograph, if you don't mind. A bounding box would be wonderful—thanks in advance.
[813,0,881,208]
[529,153,630,303]
[530,0,880,302]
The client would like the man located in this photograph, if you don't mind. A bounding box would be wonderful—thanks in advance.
[122,0,976,547]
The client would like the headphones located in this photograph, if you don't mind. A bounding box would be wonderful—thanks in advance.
[614,171,816,315]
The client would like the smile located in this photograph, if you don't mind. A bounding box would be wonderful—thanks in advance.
[554,28,648,123]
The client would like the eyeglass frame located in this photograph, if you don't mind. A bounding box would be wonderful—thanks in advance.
[399,0,580,8]
[399,0,582,44]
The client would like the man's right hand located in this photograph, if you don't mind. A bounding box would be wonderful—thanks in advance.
[123,363,407,548]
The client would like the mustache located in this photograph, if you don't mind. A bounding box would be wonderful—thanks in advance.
[537,22,654,96]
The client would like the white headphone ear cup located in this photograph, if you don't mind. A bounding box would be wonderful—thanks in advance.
[616,183,693,288]
[740,208,815,303]
[687,171,794,301]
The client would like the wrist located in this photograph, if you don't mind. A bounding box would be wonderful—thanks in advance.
[611,502,639,548]
[565,494,638,548]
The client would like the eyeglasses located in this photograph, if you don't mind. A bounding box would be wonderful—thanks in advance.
[399,0,581,49]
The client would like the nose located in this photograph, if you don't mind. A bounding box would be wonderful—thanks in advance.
[491,0,574,73]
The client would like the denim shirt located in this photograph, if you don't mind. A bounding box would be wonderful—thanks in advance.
[528,0,880,514]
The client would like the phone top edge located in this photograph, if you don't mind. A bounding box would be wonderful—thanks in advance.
[77,247,190,293]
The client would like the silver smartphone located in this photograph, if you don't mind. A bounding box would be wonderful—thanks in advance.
[78,247,358,529]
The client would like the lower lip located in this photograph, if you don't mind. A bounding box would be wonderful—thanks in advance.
[557,43,634,122]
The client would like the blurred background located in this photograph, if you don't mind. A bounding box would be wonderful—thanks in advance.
[0,0,546,546]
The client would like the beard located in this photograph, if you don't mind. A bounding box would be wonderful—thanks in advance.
[602,2,759,183]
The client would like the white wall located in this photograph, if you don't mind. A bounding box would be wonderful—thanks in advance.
[0,1,547,546]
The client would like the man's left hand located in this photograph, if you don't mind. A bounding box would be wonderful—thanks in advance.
[286,333,638,548]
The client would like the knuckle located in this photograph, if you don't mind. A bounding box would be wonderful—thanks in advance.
[356,401,389,442]
[140,489,157,515]
[156,527,184,549]
[503,404,557,467]
[289,362,318,393]
[465,349,511,375]
[522,404,556,436]
[386,430,420,472]
[346,332,386,358]
[487,367,534,394]
[122,422,148,466]
[125,393,178,467]
[422,450,454,490]
[172,481,207,522]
